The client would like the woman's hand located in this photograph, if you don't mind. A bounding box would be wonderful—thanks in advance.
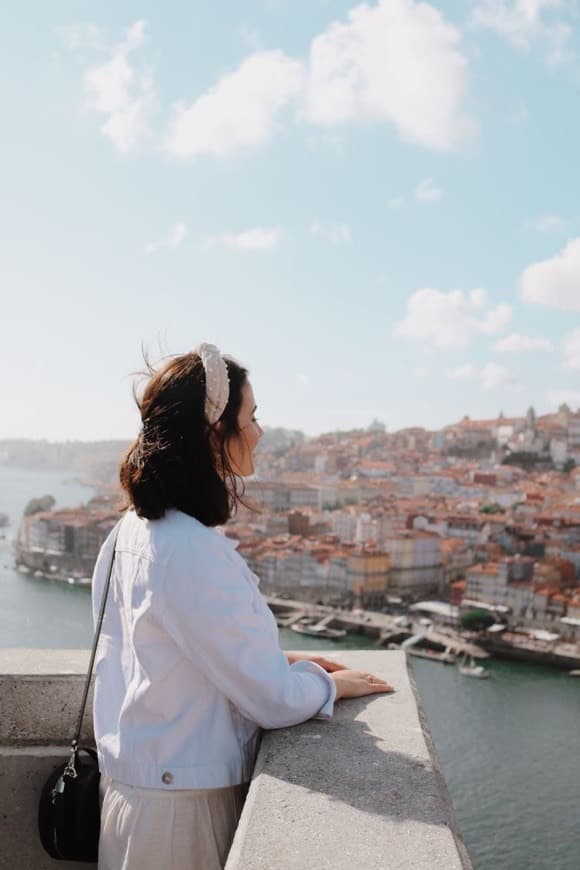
[286,652,347,673]
[331,669,394,699]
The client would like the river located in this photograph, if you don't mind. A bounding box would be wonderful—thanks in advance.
[1,466,579,869]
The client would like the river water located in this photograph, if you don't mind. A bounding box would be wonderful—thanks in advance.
[1,466,579,869]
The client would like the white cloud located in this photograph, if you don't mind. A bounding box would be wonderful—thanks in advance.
[447,361,511,388]
[165,50,304,158]
[472,0,573,62]
[84,20,156,152]
[526,214,568,233]
[415,178,444,202]
[448,363,477,378]
[304,0,476,150]
[203,226,283,251]
[310,221,351,244]
[144,222,187,254]
[481,362,511,389]
[157,0,478,161]
[563,328,580,370]
[480,303,515,335]
[520,237,580,311]
[492,332,553,352]
[394,288,512,349]
[546,388,580,409]
[470,288,487,309]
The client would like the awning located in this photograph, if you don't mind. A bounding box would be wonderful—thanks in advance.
[461,598,511,614]
[409,601,459,618]
[530,629,560,642]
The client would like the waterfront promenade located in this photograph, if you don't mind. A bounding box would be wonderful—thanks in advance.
[268,596,490,659]
[268,596,580,670]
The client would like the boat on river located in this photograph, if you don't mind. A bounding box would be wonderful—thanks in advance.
[290,620,347,640]
[406,646,457,664]
[458,654,490,679]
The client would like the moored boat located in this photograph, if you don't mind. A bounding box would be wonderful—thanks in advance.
[290,621,347,640]
[458,654,490,679]
[406,646,456,665]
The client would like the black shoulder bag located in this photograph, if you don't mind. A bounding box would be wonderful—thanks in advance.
[38,523,120,863]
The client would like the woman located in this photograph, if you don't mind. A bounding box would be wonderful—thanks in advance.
[92,343,393,870]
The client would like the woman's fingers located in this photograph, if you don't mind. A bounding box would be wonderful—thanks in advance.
[371,682,395,693]
[364,674,394,694]
[331,669,395,699]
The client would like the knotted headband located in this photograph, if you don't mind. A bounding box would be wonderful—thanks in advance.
[196,342,230,424]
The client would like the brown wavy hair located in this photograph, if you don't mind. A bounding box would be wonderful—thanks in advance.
[119,351,248,526]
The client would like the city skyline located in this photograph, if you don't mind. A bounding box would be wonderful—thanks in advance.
[0,398,578,448]
[2,1,580,441]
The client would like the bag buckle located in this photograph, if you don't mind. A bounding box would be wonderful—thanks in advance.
[63,745,78,780]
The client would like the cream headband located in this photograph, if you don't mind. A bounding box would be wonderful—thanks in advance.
[196,342,230,424]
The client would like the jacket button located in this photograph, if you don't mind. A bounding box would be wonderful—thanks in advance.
[161,772,173,784]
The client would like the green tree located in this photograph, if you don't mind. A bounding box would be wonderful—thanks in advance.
[460,609,495,631]
[480,503,504,515]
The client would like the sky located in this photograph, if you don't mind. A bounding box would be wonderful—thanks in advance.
[1,0,580,441]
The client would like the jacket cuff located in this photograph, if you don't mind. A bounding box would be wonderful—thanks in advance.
[290,660,336,719]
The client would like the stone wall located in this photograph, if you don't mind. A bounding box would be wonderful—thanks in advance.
[0,649,471,869]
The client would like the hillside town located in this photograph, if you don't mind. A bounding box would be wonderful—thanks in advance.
[13,405,580,654]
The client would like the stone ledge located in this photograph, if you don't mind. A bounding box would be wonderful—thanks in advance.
[0,649,471,870]
[226,650,472,870]
[0,649,94,745]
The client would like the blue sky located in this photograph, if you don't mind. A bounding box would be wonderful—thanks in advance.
[2,0,580,441]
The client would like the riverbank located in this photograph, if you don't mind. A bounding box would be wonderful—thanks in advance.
[268,595,580,672]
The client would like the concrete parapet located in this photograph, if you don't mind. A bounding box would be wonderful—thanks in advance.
[226,650,471,870]
[0,649,471,870]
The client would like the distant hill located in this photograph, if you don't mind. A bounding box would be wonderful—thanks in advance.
[0,439,130,484]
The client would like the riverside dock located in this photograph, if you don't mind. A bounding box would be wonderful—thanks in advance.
[266,596,489,660]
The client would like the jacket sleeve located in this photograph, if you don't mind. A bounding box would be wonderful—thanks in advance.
[157,535,335,730]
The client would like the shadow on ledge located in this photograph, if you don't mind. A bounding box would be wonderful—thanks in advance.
[227,650,472,870]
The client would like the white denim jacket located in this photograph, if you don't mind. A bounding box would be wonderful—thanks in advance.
[91,509,335,790]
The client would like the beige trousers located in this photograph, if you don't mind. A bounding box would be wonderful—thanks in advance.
[98,776,248,870]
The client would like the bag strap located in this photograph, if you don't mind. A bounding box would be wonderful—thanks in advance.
[66,520,121,768]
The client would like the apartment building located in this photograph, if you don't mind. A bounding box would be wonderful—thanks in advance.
[347,549,389,608]
[384,530,442,596]
[244,481,320,512]
[16,508,118,576]
[465,562,508,608]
